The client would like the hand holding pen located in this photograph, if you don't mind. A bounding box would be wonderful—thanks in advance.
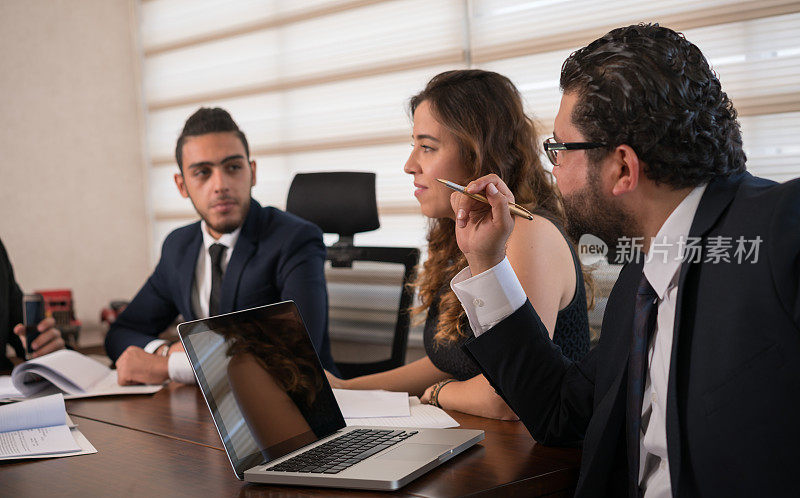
[437,178,534,220]
[444,175,520,274]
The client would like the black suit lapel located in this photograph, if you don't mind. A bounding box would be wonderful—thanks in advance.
[666,172,748,493]
[577,260,642,494]
[178,224,203,321]
[608,260,644,389]
[220,199,262,313]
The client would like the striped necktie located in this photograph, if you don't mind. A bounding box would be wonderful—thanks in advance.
[627,273,659,498]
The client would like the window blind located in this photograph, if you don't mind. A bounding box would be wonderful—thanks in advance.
[139,0,800,263]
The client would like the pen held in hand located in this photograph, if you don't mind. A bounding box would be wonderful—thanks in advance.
[436,178,534,221]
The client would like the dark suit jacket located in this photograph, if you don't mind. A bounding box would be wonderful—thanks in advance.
[105,199,337,373]
[0,237,25,371]
[463,173,800,497]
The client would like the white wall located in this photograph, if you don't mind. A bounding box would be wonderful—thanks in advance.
[0,0,149,327]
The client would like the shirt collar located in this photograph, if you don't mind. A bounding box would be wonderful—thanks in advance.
[200,220,242,253]
[643,184,707,300]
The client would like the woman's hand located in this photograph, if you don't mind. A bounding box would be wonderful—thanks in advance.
[450,174,516,274]
[325,369,346,389]
[421,379,456,407]
[420,383,436,405]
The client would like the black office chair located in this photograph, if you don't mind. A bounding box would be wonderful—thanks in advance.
[286,172,420,379]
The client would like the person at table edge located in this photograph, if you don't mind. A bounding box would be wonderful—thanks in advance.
[1,237,65,369]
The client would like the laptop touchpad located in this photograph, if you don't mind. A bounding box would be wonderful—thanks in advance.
[376,444,451,461]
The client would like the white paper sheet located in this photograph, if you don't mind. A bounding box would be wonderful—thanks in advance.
[0,424,81,458]
[0,393,66,432]
[345,396,459,429]
[0,395,97,460]
[0,376,22,399]
[0,370,162,402]
[62,370,163,399]
[2,350,163,401]
[0,394,84,459]
[0,426,97,460]
[15,350,110,394]
[332,389,410,418]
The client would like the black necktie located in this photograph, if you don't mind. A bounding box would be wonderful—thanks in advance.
[209,243,226,317]
[627,273,659,498]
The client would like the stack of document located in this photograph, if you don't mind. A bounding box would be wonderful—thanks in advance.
[0,393,97,460]
[332,389,459,428]
[0,349,163,401]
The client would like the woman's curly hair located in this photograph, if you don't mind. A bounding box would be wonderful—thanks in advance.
[560,23,746,188]
[407,69,579,345]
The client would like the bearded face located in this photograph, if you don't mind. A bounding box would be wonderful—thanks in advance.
[561,167,641,258]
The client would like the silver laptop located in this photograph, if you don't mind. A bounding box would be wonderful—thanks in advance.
[177,301,483,491]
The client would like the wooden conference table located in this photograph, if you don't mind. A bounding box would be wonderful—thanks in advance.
[4,382,580,497]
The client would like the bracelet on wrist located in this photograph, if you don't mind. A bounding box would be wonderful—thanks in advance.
[428,379,456,408]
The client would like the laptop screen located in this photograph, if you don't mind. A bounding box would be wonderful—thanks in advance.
[178,301,346,479]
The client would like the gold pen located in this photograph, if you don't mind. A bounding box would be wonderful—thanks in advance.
[436,178,534,221]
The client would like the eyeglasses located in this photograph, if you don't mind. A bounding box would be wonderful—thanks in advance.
[543,137,607,166]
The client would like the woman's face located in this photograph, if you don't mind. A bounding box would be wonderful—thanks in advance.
[404,100,469,219]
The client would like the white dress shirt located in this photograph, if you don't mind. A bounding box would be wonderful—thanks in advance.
[451,185,707,498]
[145,221,241,383]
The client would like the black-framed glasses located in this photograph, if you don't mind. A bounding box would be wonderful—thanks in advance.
[543,137,607,166]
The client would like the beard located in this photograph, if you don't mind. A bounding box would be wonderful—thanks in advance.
[204,216,244,235]
[561,170,640,261]
[191,195,251,235]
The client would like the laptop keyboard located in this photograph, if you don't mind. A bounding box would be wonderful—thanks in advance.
[266,429,418,474]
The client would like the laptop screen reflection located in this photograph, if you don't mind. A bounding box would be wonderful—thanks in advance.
[213,305,343,462]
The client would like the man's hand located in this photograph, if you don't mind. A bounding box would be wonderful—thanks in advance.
[450,174,516,274]
[168,341,185,354]
[13,317,65,359]
[115,345,169,385]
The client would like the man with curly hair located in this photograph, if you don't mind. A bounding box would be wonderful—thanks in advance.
[449,24,800,497]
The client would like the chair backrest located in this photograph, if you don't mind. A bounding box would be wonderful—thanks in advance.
[287,172,420,378]
[585,260,623,347]
[287,171,379,249]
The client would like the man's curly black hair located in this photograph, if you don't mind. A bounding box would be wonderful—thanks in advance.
[175,107,250,171]
[560,23,746,189]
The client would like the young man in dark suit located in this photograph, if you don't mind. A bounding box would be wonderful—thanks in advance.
[448,24,799,497]
[107,108,336,385]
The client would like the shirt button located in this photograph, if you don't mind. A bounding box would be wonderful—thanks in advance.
[660,460,667,469]
[651,392,658,404]
[473,298,485,307]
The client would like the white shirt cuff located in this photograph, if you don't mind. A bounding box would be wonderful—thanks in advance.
[144,339,167,354]
[450,256,527,337]
[168,352,197,384]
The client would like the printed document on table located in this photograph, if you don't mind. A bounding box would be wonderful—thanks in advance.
[0,392,66,432]
[0,394,94,459]
[1,349,162,401]
[0,424,80,458]
[345,396,459,428]
[1,415,97,460]
[332,389,410,418]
